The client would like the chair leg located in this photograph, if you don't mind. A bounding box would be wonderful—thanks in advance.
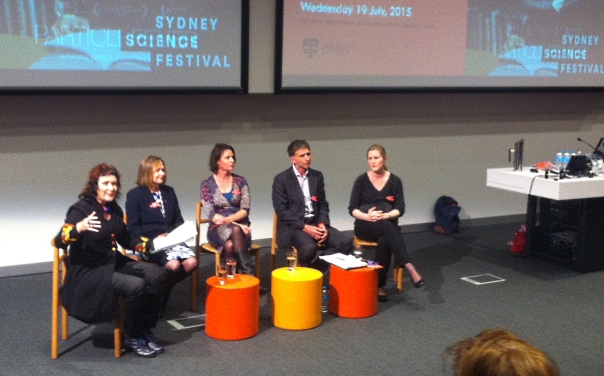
[396,267,404,294]
[254,250,261,279]
[393,261,404,294]
[61,307,69,340]
[190,249,203,312]
[114,297,125,358]
[190,269,198,312]
[51,271,60,359]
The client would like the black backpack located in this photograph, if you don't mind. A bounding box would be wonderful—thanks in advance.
[434,196,461,234]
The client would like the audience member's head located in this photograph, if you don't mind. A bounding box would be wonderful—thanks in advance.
[445,328,559,376]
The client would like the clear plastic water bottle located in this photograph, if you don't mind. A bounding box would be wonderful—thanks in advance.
[555,150,563,169]
[563,150,571,169]
[321,286,329,313]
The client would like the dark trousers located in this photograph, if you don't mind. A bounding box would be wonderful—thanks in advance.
[112,260,167,336]
[290,225,352,268]
[354,220,410,288]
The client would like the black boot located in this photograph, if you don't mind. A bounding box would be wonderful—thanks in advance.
[236,249,255,275]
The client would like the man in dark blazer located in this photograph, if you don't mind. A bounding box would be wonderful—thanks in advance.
[272,140,352,268]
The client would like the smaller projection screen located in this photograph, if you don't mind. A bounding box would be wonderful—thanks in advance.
[276,0,604,91]
[0,0,246,91]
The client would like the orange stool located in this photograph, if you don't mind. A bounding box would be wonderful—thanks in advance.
[205,274,260,340]
[271,267,323,330]
[329,265,378,318]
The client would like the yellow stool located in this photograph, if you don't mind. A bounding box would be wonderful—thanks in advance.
[271,267,323,330]
[205,274,260,340]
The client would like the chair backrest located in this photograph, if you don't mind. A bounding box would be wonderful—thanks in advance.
[196,201,210,225]
[195,201,211,251]
[51,239,69,302]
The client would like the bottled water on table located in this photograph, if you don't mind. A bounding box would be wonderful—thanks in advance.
[555,150,563,169]
[563,150,571,169]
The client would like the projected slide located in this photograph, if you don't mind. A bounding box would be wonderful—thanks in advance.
[278,0,604,90]
[0,0,244,90]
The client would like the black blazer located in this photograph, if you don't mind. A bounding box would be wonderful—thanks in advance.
[272,166,331,248]
[125,185,184,240]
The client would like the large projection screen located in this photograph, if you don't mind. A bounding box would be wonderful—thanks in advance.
[0,0,247,91]
[277,0,604,91]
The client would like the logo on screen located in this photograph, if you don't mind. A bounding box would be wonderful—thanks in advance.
[303,39,320,58]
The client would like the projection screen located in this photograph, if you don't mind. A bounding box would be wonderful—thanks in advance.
[276,0,604,91]
[0,0,246,91]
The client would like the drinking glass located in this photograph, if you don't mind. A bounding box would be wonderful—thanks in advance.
[226,258,237,279]
[353,250,363,259]
[287,251,296,271]
[216,262,227,285]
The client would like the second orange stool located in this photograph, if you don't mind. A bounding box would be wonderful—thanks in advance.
[329,265,378,318]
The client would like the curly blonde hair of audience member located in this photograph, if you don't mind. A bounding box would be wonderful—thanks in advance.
[445,328,560,376]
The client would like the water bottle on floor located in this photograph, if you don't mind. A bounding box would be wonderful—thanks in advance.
[321,286,329,313]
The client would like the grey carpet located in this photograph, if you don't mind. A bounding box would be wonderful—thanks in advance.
[3,221,604,375]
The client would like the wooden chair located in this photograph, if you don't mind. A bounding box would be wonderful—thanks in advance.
[353,236,404,294]
[51,239,126,359]
[193,202,262,310]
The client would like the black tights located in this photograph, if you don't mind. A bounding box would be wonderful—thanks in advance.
[222,225,247,260]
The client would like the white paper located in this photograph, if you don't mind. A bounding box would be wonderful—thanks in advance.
[319,253,367,270]
[152,221,197,253]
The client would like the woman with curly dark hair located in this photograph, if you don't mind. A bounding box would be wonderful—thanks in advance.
[54,163,167,358]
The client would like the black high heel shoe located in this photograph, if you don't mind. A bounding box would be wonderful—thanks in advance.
[413,279,425,288]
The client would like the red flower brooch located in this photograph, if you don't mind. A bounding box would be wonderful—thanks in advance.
[311,196,318,202]
[233,189,241,195]
[386,196,395,202]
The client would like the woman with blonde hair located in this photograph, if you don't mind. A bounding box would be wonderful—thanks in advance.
[126,156,197,314]
[445,328,560,376]
[348,144,424,302]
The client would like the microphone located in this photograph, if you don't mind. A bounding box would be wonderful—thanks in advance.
[577,137,596,150]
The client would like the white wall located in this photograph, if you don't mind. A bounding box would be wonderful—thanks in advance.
[1,0,604,273]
